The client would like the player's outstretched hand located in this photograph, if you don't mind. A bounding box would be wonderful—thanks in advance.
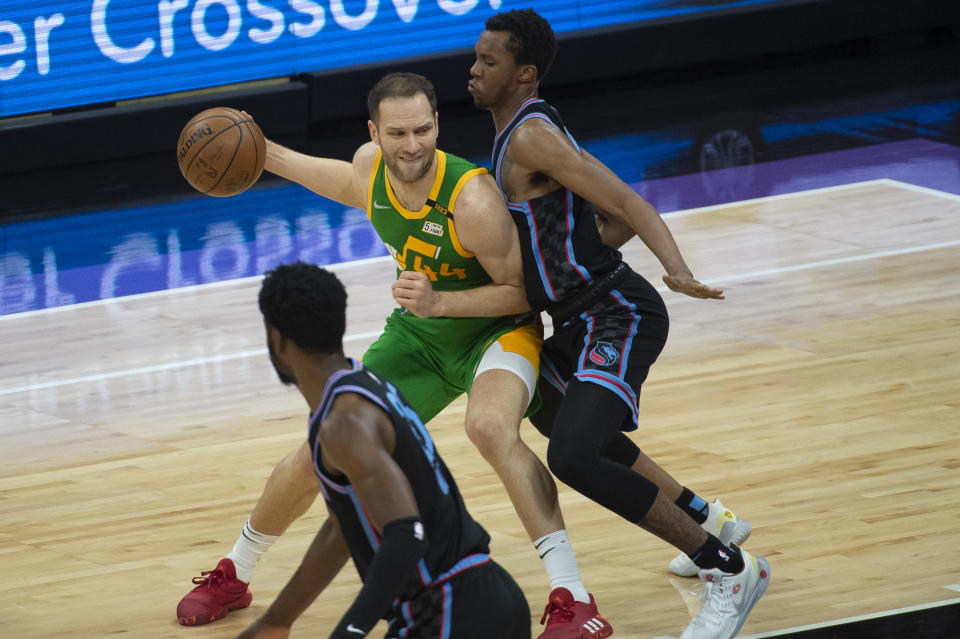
[392,271,440,317]
[234,617,290,639]
[662,273,725,300]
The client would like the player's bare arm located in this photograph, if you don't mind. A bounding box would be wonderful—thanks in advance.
[594,205,636,250]
[495,120,638,252]
[349,141,380,203]
[258,135,372,209]
[236,513,350,639]
[317,393,430,636]
[319,394,421,526]
[509,119,724,300]
[391,173,531,317]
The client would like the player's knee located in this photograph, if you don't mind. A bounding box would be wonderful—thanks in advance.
[464,415,515,463]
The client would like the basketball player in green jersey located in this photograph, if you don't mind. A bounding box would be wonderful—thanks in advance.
[178,73,613,638]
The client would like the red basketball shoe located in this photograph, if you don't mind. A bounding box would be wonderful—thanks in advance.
[538,588,613,639]
[177,558,252,626]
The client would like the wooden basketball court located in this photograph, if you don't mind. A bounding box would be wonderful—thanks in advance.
[2,179,958,638]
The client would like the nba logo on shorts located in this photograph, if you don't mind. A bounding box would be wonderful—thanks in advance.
[588,341,619,367]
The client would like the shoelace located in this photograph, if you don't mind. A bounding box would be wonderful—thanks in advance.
[540,596,575,626]
[694,574,733,622]
[192,567,227,587]
[696,579,716,604]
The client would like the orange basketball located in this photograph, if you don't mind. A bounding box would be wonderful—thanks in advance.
[177,107,266,197]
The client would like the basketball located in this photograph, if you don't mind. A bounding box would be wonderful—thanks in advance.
[177,107,266,197]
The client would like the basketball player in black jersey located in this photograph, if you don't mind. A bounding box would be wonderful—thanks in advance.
[441,9,769,639]
[235,261,529,639]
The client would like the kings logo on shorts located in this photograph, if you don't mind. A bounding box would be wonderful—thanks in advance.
[588,341,619,367]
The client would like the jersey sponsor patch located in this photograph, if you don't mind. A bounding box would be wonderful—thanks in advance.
[588,340,620,367]
[422,221,444,237]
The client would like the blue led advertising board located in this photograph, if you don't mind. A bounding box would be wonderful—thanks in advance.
[0,0,789,118]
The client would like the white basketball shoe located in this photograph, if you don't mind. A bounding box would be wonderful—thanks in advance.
[670,500,752,577]
[679,548,771,639]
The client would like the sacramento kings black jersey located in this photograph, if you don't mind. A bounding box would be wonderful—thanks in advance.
[491,98,622,314]
[307,361,491,602]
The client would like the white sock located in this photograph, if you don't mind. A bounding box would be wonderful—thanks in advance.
[227,520,278,583]
[534,529,590,603]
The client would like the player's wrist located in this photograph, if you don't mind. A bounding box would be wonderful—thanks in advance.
[261,603,298,628]
[264,139,289,171]
[665,265,693,280]
[432,291,449,317]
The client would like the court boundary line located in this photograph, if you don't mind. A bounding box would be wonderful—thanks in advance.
[660,178,889,218]
[735,594,960,638]
[0,254,394,322]
[661,178,960,218]
[653,592,960,639]
[701,238,960,284]
[0,329,384,396]
[2,234,957,397]
[886,178,960,203]
[4,177,956,323]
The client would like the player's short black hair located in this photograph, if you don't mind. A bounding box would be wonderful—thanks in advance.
[258,261,346,354]
[485,8,557,83]
[367,72,438,124]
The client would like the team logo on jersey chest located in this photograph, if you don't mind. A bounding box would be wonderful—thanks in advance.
[588,341,620,367]
[422,221,444,237]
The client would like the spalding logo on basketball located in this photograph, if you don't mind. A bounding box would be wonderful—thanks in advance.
[177,106,266,197]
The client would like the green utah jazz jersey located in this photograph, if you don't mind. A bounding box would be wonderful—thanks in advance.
[362,148,541,421]
[367,149,490,292]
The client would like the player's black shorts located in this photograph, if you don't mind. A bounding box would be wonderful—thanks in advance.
[539,269,669,431]
[386,558,530,639]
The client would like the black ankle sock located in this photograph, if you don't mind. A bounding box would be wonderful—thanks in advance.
[690,535,745,574]
[675,487,709,525]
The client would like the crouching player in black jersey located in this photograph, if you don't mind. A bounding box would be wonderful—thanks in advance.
[236,261,530,639]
